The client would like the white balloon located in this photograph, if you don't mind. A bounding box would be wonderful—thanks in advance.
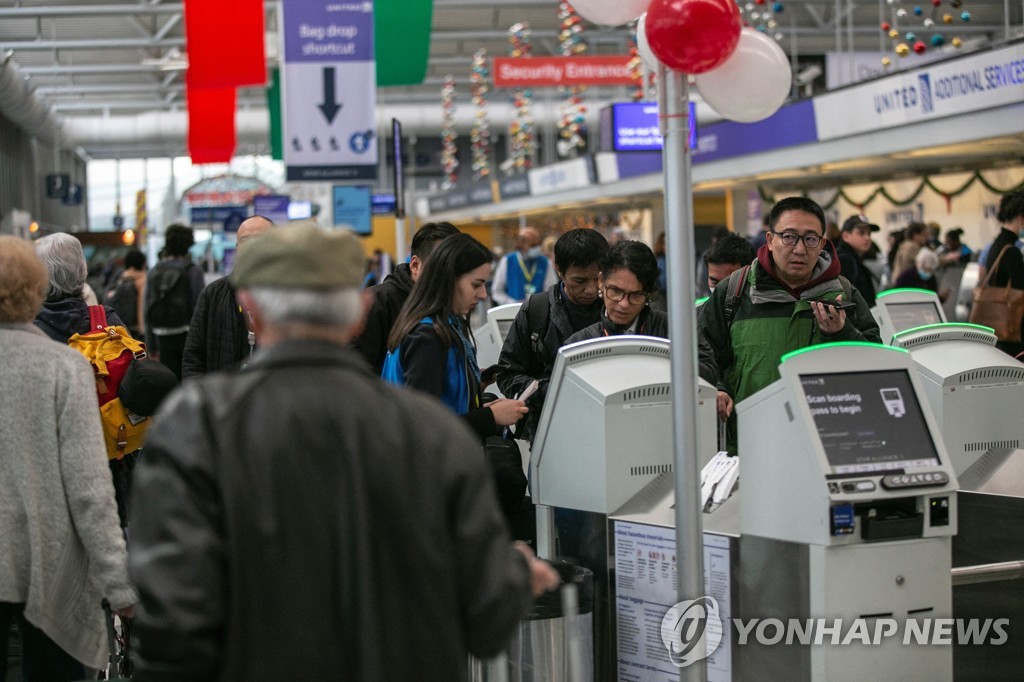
[572,0,649,27]
[636,12,659,69]
[694,28,792,123]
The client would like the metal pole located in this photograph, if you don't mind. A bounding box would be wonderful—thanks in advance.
[951,560,1024,586]
[659,63,705,681]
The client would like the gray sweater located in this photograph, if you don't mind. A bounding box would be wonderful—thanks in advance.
[0,323,137,668]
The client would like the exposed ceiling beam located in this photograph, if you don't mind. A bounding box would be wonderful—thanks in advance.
[0,38,184,51]
[21,64,169,75]
[0,2,273,17]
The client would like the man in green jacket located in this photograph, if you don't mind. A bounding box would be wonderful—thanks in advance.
[699,196,881,455]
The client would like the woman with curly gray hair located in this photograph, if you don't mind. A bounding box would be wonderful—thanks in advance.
[0,235,136,680]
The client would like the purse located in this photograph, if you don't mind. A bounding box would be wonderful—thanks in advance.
[968,245,1024,343]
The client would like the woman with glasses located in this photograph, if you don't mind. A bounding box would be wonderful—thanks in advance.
[564,240,668,344]
[383,233,528,437]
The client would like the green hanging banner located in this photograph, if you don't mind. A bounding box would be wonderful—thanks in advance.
[374,0,433,86]
[267,68,283,160]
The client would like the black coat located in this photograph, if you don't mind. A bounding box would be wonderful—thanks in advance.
[128,341,533,681]
[835,240,877,307]
[495,283,603,418]
[984,227,1024,353]
[181,277,251,379]
[352,263,414,375]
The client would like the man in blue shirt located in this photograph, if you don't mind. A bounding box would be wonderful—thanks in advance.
[491,226,558,305]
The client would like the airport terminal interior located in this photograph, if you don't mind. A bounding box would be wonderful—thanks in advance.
[2,0,1024,680]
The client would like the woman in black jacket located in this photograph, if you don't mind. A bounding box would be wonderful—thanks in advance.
[984,190,1024,357]
[565,240,668,344]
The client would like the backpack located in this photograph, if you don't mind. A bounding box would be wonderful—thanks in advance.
[147,262,193,328]
[67,306,175,459]
[104,275,138,328]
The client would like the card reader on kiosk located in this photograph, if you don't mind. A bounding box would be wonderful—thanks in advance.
[872,288,946,344]
[736,342,958,680]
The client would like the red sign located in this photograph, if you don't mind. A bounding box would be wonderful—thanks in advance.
[493,56,634,87]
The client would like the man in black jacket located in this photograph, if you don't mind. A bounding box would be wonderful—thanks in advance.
[496,228,609,440]
[129,223,558,681]
[984,189,1024,356]
[352,221,460,374]
[181,215,273,378]
[836,214,879,307]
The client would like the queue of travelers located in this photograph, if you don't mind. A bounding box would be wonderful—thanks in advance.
[2,191,1023,679]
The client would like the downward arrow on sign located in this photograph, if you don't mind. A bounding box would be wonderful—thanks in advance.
[318,67,342,124]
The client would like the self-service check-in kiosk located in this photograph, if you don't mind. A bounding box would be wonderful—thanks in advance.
[473,303,521,371]
[530,336,719,680]
[872,288,946,344]
[890,322,1024,679]
[736,342,958,680]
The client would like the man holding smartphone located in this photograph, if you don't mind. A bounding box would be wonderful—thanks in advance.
[699,197,881,455]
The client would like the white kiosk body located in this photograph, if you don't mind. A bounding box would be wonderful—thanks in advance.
[737,343,958,680]
[890,323,1024,489]
[872,287,946,344]
[531,336,718,516]
[473,303,521,371]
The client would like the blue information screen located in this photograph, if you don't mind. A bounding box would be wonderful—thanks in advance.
[612,102,697,151]
[332,185,372,235]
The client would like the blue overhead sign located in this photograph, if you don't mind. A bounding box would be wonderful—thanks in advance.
[333,185,372,235]
[282,0,378,182]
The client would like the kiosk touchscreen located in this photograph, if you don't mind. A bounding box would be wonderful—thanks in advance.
[890,322,1024,489]
[473,303,521,370]
[736,343,958,680]
[531,336,718,515]
[872,288,946,344]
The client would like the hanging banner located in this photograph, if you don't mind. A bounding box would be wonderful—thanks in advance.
[493,55,634,87]
[281,0,378,181]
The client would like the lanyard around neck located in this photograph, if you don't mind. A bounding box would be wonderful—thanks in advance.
[515,252,539,283]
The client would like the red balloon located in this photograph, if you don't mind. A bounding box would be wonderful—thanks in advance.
[645,0,742,74]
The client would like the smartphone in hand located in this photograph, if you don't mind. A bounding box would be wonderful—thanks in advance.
[517,379,540,402]
[809,298,857,311]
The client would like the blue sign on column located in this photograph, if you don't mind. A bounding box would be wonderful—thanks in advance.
[282,0,378,182]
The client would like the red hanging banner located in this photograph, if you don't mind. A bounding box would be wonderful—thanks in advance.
[187,84,237,164]
[183,0,266,89]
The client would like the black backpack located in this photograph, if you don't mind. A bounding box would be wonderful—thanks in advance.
[147,262,193,328]
[104,276,139,328]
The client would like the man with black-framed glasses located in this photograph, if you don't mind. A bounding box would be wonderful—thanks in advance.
[699,196,881,455]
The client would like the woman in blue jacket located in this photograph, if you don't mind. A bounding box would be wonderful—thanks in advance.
[383,233,527,437]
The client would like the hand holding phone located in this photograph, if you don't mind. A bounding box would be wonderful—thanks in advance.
[809,298,857,311]
[517,379,540,402]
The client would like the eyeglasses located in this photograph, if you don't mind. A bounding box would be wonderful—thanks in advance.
[771,231,823,249]
[603,285,648,305]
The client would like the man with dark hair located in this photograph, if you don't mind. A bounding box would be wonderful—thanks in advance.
[182,215,274,378]
[352,221,460,374]
[144,224,205,381]
[496,228,609,440]
[704,233,756,294]
[836,214,880,307]
[699,196,880,454]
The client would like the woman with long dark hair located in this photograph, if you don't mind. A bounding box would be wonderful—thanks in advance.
[383,233,527,436]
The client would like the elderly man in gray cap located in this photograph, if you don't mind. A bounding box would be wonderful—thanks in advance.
[127,223,558,681]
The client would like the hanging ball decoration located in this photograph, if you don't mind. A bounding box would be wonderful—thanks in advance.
[931,0,941,5]
[896,8,907,17]
[931,33,945,46]
[881,21,891,31]
[889,29,899,38]
[923,18,934,27]
[952,36,962,47]
[913,6,923,15]
[913,40,927,53]
[886,0,896,4]
[896,43,910,56]
[882,56,892,67]
[943,13,953,23]
[961,11,971,21]
[773,2,784,12]
[905,31,916,41]
[767,18,778,28]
